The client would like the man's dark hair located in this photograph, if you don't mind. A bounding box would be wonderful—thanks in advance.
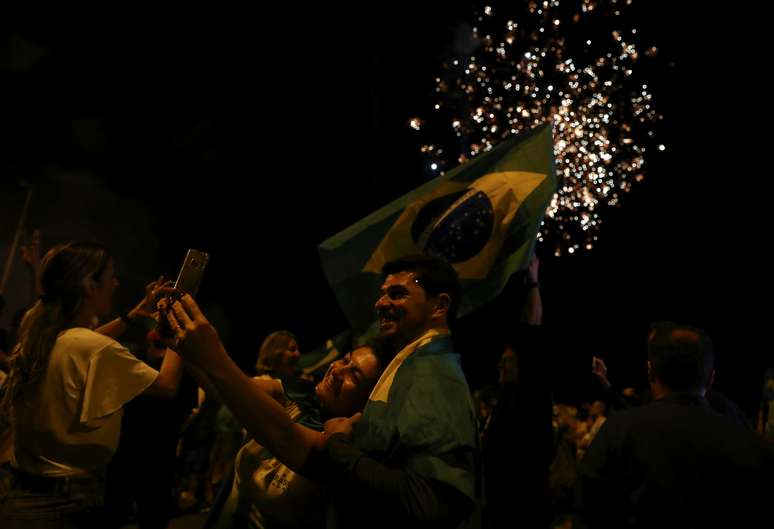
[382,254,461,327]
[361,334,396,368]
[647,321,714,392]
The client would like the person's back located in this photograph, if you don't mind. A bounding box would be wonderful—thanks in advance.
[578,392,773,528]
[576,322,774,528]
[483,383,553,528]
[483,333,554,528]
[481,257,552,529]
[13,328,155,477]
[0,242,182,529]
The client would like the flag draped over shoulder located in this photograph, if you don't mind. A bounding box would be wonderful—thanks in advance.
[318,124,557,334]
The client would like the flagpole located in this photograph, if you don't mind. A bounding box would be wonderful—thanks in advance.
[0,185,33,295]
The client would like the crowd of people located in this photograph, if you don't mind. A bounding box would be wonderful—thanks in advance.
[0,238,772,529]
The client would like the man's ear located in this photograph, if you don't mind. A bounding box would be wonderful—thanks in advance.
[432,293,451,319]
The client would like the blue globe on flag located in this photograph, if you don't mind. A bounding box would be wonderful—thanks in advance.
[411,190,495,264]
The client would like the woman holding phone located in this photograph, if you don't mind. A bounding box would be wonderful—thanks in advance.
[0,241,182,529]
[163,294,388,529]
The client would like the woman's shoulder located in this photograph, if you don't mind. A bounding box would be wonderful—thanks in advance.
[48,328,131,378]
[56,327,123,353]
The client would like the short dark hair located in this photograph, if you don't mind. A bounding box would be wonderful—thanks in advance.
[382,254,461,326]
[360,334,395,369]
[647,321,714,392]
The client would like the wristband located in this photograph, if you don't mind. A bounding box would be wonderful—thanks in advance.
[119,312,134,326]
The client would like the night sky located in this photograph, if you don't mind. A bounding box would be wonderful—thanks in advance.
[1,3,771,415]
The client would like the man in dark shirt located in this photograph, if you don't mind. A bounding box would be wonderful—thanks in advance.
[576,322,774,528]
[481,255,554,529]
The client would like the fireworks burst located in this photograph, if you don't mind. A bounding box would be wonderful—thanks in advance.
[412,0,663,255]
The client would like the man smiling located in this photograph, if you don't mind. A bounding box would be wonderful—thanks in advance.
[311,254,478,529]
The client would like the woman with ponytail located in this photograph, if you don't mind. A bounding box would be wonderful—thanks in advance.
[0,242,183,528]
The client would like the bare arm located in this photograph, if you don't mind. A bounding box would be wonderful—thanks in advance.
[95,277,173,338]
[592,356,612,390]
[183,360,284,405]
[520,255,542,325]
[142,348,184,399]
[182,361,223,403]
[167,295,322,472]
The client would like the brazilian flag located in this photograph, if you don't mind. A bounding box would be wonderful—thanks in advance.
[319,124,557,334]
[298,330,351,380]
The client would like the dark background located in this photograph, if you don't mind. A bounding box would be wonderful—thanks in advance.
[1,2,770,417]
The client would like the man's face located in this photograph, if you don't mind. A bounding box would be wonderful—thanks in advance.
[374,271,437,349]
[498,346,518,385]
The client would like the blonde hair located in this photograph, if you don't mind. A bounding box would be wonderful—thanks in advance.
[255,330,298,375]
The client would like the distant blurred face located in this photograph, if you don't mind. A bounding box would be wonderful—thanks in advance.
[622,387,638,398]
[275,339,301,377]
[555,405,579,430]
[477,399,494,422]
[316,346,382,417]
[498,346,519,385]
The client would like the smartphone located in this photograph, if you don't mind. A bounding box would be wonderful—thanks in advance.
[173,249,210,297]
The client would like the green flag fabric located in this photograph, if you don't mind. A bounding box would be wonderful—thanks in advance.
[298,330,351,379]
[352,334,477,501]
[319,124,557,334]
